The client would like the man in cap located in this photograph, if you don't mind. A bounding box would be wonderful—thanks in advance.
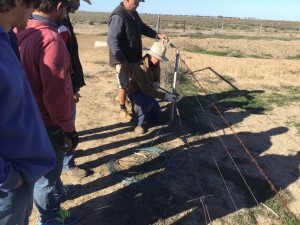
[108,0,169,122]
[127,41,179,134]
[15,0,81,224]
[58,0,92,179]
[0,0,56,224]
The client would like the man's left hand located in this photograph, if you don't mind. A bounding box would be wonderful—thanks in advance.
[151,81,160,89]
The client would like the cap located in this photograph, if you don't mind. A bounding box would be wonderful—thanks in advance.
[41,0,70,6]
[44,0,68,3]
[68,0,92,11]
[83,0,92,5]
[144,42,169,63]
[68,0,79,10]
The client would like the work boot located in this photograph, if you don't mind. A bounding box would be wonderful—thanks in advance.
[67,167,87,179]
[120,109,132,122]
[115,96,132,110]
[134,125,145,135]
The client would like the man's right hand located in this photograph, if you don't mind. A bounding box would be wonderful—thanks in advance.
[157,33,169,43]
[64,130,79,152]
[15,172,24,189]
[74,92,81,103]
[121,61,132,71]
[164,93,179,102]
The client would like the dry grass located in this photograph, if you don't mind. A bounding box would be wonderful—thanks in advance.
[70,11,300,39]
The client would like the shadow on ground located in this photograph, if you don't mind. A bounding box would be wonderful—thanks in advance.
[67,87,299,225]
[68,63,300,224]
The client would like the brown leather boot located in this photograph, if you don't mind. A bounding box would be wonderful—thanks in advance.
[134,125,145,135]
[119,109,132,122]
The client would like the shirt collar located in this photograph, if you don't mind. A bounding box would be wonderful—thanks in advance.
[31,14,59,29]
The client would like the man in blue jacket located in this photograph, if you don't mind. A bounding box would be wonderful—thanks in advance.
[0,0,56,224]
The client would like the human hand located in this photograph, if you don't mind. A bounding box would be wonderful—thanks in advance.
[64,130,79,152]
[121,61,132,71]
[157,33,169,43]
[15,172,24,189]
[151,81,160,89]
[164,93,180,102]
[74,92,81,103]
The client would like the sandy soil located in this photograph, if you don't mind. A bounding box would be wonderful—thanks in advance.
[28,25,300,225]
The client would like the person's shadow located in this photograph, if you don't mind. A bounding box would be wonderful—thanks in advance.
[68,72,299,224]
[69,121,299,224]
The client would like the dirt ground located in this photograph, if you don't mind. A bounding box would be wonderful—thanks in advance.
[28,24,300,225]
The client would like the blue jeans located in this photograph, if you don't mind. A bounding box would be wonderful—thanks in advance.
[63,151,75,171]
[0,182,34,225]
[34,127,65,222]
[128,92,161,126]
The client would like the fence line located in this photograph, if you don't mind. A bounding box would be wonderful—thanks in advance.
[155,17,300,38]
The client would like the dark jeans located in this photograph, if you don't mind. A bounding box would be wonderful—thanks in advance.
[63,104,76,171]
[128,92,161,126]
[33,126,65,222]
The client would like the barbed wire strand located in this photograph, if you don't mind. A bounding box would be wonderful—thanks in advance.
[161,58,213,224]
[195,95,277,225]
[166,53,261,223]
[179,57,300,224]
[194,97,276,225]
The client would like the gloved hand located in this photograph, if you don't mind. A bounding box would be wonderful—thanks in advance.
[151,81,160,89]
[74,92,81,104]
[164,93,179,102]
[64,130,79,152]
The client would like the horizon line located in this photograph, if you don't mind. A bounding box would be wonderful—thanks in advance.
[76,10,300,22]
